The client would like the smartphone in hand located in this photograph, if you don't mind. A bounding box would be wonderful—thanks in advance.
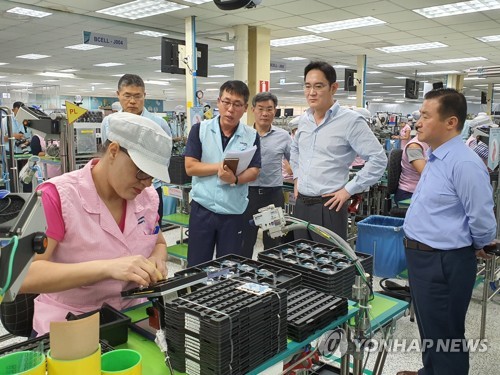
[223,158,239,175]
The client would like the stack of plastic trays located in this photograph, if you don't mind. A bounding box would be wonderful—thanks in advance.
[258,239,373,299]
[286,286,348,342]
[162,279,287,374]
[174,253,302,292]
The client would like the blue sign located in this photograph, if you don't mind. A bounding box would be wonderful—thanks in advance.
[83,31,127,50]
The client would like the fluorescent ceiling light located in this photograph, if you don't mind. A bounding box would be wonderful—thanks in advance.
[373,98,384,101]
[183,0,212,3]
[147,56,162,60]
[7,7,52,18]
[427,57,487,64]
[413,1,500,19]
[90,83,104,85]
[38,72,76,78]
[417,70,460,75]
[198,81,219,85]
[144,80,170,86]
[65,44,103,50]
[279,82,301,85]
[134,30,168,37]
[299,17,385,33]
[42,79,59,82]
[395,100,405,103]
[208,75,229,78]
[59,69,78,73]
[205,88,219,91]
[289,90,304,92]
[221,46,234,51]
[96,0,188,20]
[159,78,181,81]
[474,84,489,87]
[368,71,382,74]
[366,82,383,85]
[212,63,234,68]
[16,54,51,59]
[463,77,486,80]
[0,76,6,79]
[270,70,290,74]
[93,62,125,67]
[347,96,357,100]
[476,35,500,42]
[378,62,426,67]
[271,35,329,47]
[0,63,9,66]
[395,76,409,79]
[10,82,33,87]
[283,57,307,61]
[112,73,125,77]
[376,42,447,53]
[382,86,403,88]
[333,65,349,69]
[372,92,390,94]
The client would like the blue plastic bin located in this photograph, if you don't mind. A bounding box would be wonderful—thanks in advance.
[356,215,406,278]
[385,139,400,151]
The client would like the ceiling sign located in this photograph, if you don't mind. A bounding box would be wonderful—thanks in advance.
[83,31,127,50]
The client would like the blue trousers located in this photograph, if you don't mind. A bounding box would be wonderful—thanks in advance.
[405,246,477,375]
[187,200,244,266]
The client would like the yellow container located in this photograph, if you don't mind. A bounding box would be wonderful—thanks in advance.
[101,349,142,375]
[47,345,101,375]
[0,351,45,375]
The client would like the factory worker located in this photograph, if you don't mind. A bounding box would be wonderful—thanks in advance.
[20,112,172,336]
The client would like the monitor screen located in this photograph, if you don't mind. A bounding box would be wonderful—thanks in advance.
[284,108,294,117]
[275,108,282,118]
[344,68,357,92]
[404,79,419,99]
[161,37,208,77]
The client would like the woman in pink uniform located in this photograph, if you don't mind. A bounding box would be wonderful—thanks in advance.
[392,118,412,149]
[20,112,172,335]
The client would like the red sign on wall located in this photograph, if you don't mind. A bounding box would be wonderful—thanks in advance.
[259,80,270,92]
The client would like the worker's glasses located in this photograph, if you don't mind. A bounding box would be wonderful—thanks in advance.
[303,83,330,93]
[120,147,153,181]
[219,98,245,110]
[121,94,145,101]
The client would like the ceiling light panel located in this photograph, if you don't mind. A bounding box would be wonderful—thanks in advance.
[96,0,188,20]
[208,75,229,78]
[417,70,461,75]
[16,54,51,59]
[7,7,52,18]
[377,61,427,68]
[59,69,78,72]
[0,63,9,66]
[183,0,212,3]
[94,62,125,67]
[212,63,234,68]
[283,57,307,61]
[221,46,235,50]
[147,56,162,60]
[377,42,448,53]
[134,30,168,37]
[299,17,385,33]
[65,44,103,50]
[38,72,76,78]
[271,35,329,47]
[427,57,487,64]
[476,35,500,42]
[413,1,500,19]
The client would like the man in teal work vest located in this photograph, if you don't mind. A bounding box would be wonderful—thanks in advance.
[185,80,261,266]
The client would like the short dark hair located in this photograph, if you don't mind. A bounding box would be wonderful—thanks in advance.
[219,80,250,104]
[13,101,24,109]
[304,61,337,84]
[117,74,145,91]
[252,92,278,107]
[424,88,467,131]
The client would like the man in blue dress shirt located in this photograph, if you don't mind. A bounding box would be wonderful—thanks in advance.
[401,88,496,375]
[290,61,386,240]
[241,92,292,258]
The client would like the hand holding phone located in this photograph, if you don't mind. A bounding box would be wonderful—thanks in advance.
[223,158,239,175]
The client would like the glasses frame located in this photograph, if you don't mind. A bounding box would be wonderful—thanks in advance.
[303,83,331,93]
[218,98,246,110]
[119,147,153,181]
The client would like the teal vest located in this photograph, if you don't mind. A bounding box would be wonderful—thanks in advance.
[191,116,257,214]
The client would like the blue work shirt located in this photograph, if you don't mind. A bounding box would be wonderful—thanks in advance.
[290,102,386,196]
[250,125,291,188]
[404,135,496,250]
[2,116,32,153]
[101,108,172,188]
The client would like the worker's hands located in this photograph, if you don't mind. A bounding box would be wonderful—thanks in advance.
[475,249,493,260]
[148,255,167,279]
[391,135,399,140]
[323,188,351,212]
[107,255,163,287]
[218,163,236,184]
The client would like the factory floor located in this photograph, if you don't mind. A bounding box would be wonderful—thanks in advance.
[1,227,498,375]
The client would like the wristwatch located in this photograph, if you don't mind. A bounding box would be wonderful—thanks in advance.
[231,175,239,187]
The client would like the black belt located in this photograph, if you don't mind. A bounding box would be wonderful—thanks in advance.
[249,186,282,195]
[297,193,327,205]
[404,237,435,252]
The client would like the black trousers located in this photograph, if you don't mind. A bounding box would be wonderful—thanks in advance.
[241,187,285,259]
[187,200,244,267]
[293,194,348,242]
[405,245,477,375]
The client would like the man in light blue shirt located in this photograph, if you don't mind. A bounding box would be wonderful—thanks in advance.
[401,89,496,375]
[241,92,292,258]
[101,74,172,220]
[290,61,386,240]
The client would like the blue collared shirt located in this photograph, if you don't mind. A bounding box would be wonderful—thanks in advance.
[2,116,32,153]
[404,135,496,250]
[290,102,386,196]
[250,125,291,188]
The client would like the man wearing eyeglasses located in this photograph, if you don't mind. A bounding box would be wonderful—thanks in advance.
[290,61,386,241]
[185,80,261,266]
[101,74,172,222]
[241,92,292,259]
